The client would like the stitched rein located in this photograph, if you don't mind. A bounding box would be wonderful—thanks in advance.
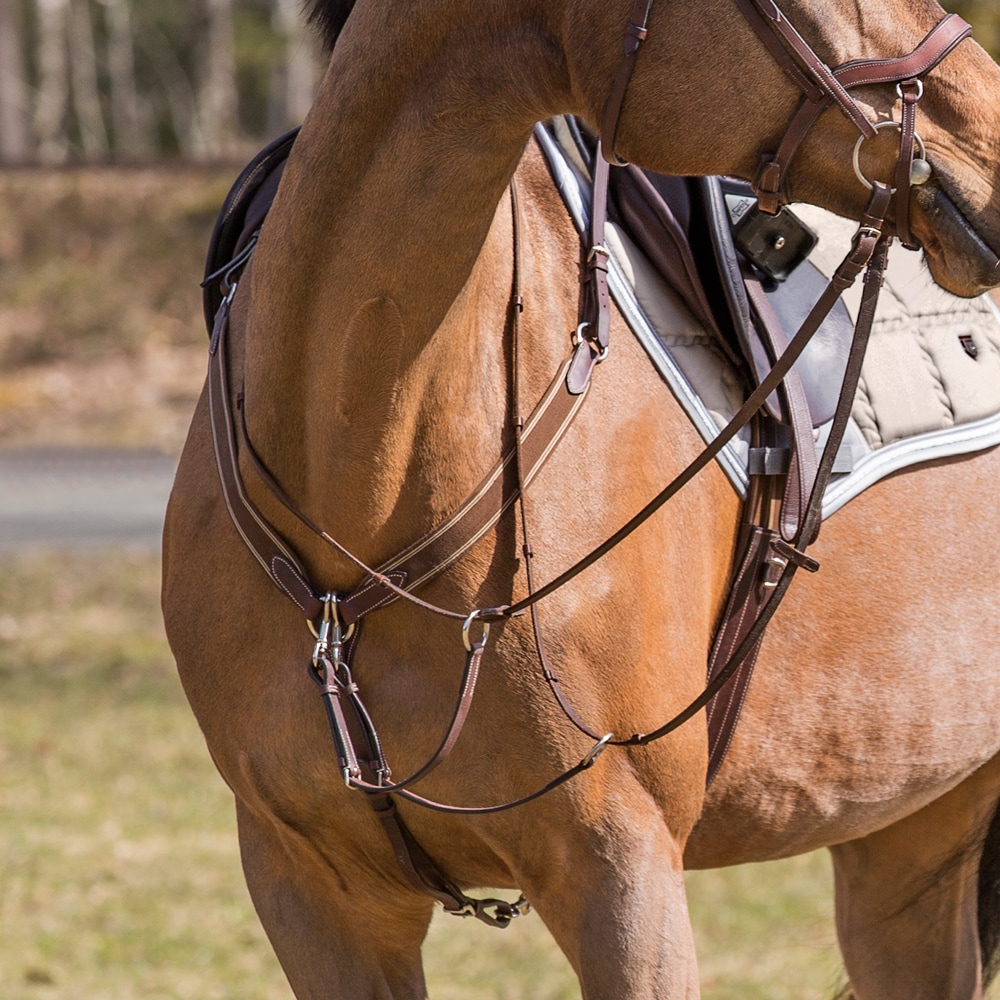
[207,0,971,924]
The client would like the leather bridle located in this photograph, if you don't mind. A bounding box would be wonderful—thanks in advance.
[206,0,973,925]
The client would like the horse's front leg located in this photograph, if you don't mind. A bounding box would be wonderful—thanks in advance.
[519,768,703,1000]
[236,798,434,1000]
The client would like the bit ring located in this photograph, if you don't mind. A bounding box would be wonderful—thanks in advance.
[852,120,927,193]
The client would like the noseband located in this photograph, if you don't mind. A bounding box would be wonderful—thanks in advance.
[206,0,974,927]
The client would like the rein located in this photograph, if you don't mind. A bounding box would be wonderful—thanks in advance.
[206,0,972,924]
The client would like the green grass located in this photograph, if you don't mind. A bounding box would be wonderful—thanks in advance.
[0,547,910,998]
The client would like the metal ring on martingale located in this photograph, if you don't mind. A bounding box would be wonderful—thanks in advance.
[572,321,609,363]
[580,732,614,767]
[462,610,491,652]
[852,120,928,193]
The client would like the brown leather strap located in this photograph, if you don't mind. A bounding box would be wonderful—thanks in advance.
[706,524,774,784]
[485,189,894,774]
[208,192,589,633]
[599,0,656,166]
[705,192,891,782]
[834,14,971,89]
[567,149,612,394]
[752,13,971,213]
[734,0,877,138]
[497,197,888,623]
[741,270,818,542]
[370,795,529,927]
[567,0,657,393]
[895,78,921,250]
[236,354,588,617]
[208,297,324,622]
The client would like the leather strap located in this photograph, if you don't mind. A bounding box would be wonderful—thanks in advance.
[208,217,589,635]
[567,0,656,393]
[497,193,889,624]
[734,0,877,138]
[599,0,656,166]
[752,13,971,214]
[370,795,529,927]
[742,269,818,542]
[705,188,892,781]
[494,190,893,769]
[895,78,921,250]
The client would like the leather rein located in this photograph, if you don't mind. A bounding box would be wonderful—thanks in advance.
[207,0,971,924]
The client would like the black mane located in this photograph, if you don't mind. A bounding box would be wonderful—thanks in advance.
[307,0,358,51]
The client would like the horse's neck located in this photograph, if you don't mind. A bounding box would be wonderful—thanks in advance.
[239,7,567,573]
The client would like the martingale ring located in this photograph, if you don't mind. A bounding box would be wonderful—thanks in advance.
[853,120,928,193]
[462,610,491,652]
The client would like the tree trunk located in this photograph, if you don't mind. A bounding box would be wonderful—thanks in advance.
[35,0,71,163]
[102,0,149,158]
[69,0,109,158]
[0,0,30,162]
[269,0,321,133]
[196,0,239,159]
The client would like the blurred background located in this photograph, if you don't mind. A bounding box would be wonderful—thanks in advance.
[0,2,997,998]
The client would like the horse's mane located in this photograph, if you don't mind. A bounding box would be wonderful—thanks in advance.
[307,0,358,51]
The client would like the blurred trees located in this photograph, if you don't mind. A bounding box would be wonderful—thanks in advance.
[0,0,996,165]
[0,0,324,164]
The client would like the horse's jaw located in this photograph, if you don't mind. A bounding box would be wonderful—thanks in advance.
[911,179,1000,298]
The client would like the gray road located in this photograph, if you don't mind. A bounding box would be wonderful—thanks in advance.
[0,448,177,551]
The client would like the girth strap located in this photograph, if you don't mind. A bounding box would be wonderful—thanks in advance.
[706,216,891,781]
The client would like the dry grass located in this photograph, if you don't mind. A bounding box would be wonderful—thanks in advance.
[0,168,223,454]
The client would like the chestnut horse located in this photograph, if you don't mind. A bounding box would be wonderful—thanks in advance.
[162,0,1000,996]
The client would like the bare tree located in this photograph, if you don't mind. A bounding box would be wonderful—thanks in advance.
[0,0,30,162]
[269,0,322,132]
[97,0,149,158]
[196,0,239,158]
[35,0,71,163]
[69,0,110,157]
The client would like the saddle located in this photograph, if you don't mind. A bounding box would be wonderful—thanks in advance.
[202,119,853,784]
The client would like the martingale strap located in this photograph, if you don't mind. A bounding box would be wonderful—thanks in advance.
[207,242,590,632]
